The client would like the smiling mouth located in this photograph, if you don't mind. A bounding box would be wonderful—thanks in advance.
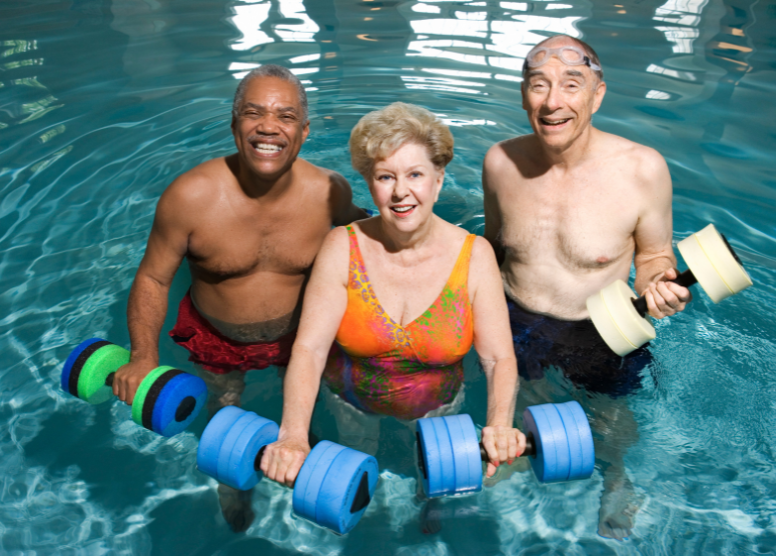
[252,142,284,154]
[540,117,571,126]
[391,205,415,215]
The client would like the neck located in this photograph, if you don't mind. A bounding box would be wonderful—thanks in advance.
[378,213,439,254]
[539,125,597,169]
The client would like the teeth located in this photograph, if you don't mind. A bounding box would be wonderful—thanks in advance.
[392,206,413,213]
[542,118,570,126]
[254,144,282,153]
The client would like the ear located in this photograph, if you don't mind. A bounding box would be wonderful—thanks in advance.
[230,115,237,134]
[433,168,445,202]
[591,80,606,115]
[301,119,310,143]
[521,82,528,111]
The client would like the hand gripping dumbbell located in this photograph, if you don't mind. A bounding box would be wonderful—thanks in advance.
[61,338,207,437]
[416,401,594,498]
[586,224,753,356]
[196,406,379,534]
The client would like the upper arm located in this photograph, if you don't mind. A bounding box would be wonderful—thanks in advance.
[136,177,196,287]
[482,146,504,251]
[633,148,676,269]
[293,226,351,361]
[468,237,515,363]
[329,171,368,226]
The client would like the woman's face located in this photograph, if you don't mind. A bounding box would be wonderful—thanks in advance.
[370,142,444,233]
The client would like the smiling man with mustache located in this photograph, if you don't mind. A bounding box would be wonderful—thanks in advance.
[112,65,366,531]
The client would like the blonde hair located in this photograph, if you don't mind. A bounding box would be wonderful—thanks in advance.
[349,102,454,179]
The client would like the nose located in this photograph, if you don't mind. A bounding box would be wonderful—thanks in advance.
[543,85,564,112]
[392,176,410,200]
[255,114,280,135]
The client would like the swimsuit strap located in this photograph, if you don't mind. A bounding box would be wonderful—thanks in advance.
[446,234,476,296]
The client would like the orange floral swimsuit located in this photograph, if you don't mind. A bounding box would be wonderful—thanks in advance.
[323,225,475,420]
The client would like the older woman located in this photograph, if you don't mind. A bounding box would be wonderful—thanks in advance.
[262,102,525,485]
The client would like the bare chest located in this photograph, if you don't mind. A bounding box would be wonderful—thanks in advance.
[188,206,331,279]
[499,176,638,270]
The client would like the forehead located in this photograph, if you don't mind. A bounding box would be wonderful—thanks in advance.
[240,76,301,109]
[376,142,433,166]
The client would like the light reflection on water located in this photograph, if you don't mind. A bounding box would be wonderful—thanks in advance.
[0,0,774,554]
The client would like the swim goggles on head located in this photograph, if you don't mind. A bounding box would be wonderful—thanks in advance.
[525,46,602,72]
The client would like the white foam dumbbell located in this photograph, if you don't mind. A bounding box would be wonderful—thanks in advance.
[587,224,753,356]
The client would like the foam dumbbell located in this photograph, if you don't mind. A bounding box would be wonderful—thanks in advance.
[196,406,379,534]
[416,401,594,498]
[61,338,207,437]
[586,224,753,356]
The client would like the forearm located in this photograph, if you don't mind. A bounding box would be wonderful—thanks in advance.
[278,344,327,440]
[126,272,170,364]
[633,252,677,294]
[482,356,518,428]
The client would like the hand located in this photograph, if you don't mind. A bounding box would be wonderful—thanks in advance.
[260,434,310,487]
[481,425,526,478]
[113,359,157,405]
[642,268,692,319]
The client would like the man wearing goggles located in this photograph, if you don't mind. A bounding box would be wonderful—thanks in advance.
[483,35,690,541]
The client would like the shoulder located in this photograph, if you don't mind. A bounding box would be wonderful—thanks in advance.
[156,157,229,221]
[297,159,351,190]
[314,225,353,275]
[483,135,536,188]
[599,132,669,186]
[469,235,498,267]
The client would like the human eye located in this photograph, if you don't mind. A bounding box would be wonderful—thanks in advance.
[563,80,582,93]
[529,80,547,92]
[410,171,423,178]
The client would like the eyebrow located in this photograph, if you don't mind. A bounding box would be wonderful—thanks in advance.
[241,103,299,113]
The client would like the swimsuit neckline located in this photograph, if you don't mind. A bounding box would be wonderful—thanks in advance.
[346,225,473,330]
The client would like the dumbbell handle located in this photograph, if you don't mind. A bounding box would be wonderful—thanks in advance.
[631,269,697,317]
[631,233,744,318]
[103,371,197,423]
[478,431,537,461]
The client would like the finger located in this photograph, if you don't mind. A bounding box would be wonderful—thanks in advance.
[258,445,271,475]
[485,461,497,478]
[284,456,304,488]
[516,431,527,458]
[507,430,518,464]
[656,282,679,314]
[266,448,281,483]
[645,289,662,319]
[126,381,137,406]
[496,428,509,463]
[663,267,677,281]
[667,282,692,304]
[481,429,499,466]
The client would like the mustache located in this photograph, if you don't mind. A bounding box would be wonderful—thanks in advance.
[247,134,286,146]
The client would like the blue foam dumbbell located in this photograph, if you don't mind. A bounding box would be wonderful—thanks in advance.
[197,406,379,534]
[61,338,207,437]
[416,401,595,497]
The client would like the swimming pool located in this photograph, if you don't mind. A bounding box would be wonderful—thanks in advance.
[1,0,775,553]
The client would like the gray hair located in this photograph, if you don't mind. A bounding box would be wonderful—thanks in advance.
[232,64,309,122]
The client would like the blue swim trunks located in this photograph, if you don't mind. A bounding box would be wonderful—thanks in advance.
[506,297,653,398]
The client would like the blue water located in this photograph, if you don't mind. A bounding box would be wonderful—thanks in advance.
[1,0,775,554]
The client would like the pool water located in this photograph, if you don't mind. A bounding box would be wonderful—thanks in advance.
[1,0,775,554]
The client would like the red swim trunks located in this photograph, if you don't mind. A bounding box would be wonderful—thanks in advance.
[169,292,296,374]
